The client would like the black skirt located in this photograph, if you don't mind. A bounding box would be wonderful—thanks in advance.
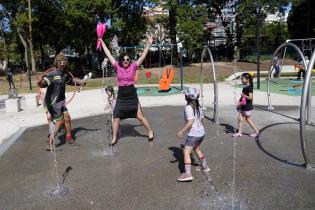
[113,85,139,119]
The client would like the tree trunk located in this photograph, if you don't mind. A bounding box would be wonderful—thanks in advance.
[39,44,46,70]
[0,21,8,64]
[17,29,32,90]
[17,30,30,78]
[28,0,36,73]
[29,39,36,72]
[29,41,36,72]
[169,2,178,66]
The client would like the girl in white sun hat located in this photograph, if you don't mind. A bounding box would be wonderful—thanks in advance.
[176,87,210,182]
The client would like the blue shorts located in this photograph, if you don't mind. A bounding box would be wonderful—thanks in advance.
[185,135,205,147]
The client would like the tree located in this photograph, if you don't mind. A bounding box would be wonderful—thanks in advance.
[176,3,207,50]
[287,0,315,39]
[1,0,34,83]
[113,0,156,46]
[200,0,289,59]
[0,13,9,64]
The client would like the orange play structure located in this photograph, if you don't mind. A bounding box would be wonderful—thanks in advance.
[294,64,305,71]
[159,67,175,91]
[294,64,315,73]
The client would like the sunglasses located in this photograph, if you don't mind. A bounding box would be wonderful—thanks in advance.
[123,58,130,62]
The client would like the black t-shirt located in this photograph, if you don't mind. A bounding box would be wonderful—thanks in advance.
[43,68,73,106]
[240,85,253,111]
[7,67,13,77]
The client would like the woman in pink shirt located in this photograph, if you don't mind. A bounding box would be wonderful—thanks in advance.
[100,35,154,146]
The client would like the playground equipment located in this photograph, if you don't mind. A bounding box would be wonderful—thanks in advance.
[200,46,218,124]
[277,38,315,78]
[267,42,314,170]
[159,67,174,91]
[267,42,308,110]
[300,49,315,170]
[286,38,315,56]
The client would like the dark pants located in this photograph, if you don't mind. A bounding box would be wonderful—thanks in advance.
[297,69,305,79]
[273,66,280,78]
[7,76,15,89]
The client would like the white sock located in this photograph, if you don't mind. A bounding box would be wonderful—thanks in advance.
[185,163,191,174]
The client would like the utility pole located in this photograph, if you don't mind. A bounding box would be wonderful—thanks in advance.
[256,0,261,89]
[28,0,34,90]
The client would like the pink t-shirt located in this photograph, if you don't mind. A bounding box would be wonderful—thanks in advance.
[114,62,138,86]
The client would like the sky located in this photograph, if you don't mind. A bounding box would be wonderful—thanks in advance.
[265,2,292,22]
[0,4,11,32]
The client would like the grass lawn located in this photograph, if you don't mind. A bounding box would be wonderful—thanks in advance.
[254,78,315,96]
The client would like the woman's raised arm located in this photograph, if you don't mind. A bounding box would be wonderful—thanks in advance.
[100,39,116,66]
[136,35,153,67]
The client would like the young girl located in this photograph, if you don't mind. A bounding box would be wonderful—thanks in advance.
[233,73,260,138]
[176,88,210,182]
[104,85,116,112]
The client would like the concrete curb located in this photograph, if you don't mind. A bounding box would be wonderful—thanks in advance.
[0,110,112,157]
[0,127,26,157]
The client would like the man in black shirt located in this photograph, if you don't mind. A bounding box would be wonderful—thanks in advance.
[38,52,85,148]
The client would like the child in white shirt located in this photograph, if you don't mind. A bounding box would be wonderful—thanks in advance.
[176,88,210,182]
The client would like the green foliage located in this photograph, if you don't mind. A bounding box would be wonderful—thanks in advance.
[2,0,157,65]
[287,0,315,39]
[1,0,311,69]
[176,3,207,50]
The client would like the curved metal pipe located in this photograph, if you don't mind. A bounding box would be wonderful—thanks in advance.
[279,46,287,79]
[300,50,315,170]
[267,42,307,110]
[200,46,218,124]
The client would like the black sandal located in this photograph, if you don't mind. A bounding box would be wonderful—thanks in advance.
[109,140,117,147]
[148,132,154,142]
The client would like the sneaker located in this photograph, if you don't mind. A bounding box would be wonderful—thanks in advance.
[66,139,80,146]
[177,173,193,182]
[196,165,210,172]
[66,136,80,146]
[232,133,242,137]
[250,133,259,138]
[66,135,72,142]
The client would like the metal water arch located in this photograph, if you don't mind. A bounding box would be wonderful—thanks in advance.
[267,42,314,169]
[300,50,314,169]
[267,42,308,110]
[200,46,219,124]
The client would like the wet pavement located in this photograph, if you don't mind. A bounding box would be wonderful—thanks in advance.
[0,98,5,109]
[0,106,314,209]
